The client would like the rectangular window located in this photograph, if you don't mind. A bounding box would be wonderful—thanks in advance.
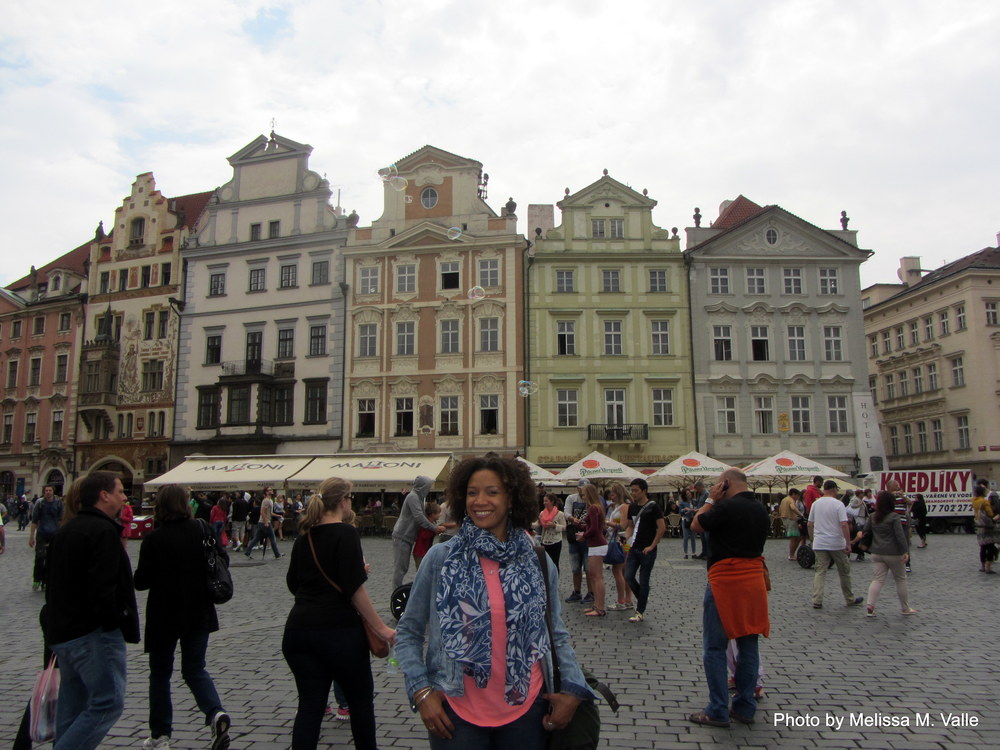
[556,270,574,293]
[157,311,168,339]
[140,265,151,288]
[754,396,774,434]
[896,326,905,350]
[869,335,878,358]
[311,260,329,285]
[55,354,68,383]
[274,385,294,425]
[143,312,155,340]
[716,396,737,434]
[51,410,64,441]
[746,268,766,295]
[396,321,415,355]
[889,425,899,455]
[885,374,895,400]
[205,335,222,365]
[610,218,624,239]
[440,396,459,436]
[869,375,878,405]
[648,269,667,292]
[788,326,806,361]
[823,326,843,361]
[882,330,891,354]
[161,262,172,286]
[791,395,811,433]
[478,259,499,288]
[480,394,499,434]
[360,267,380,294]
[556,389,578,427]
[309,325,327,356]
[305,381,327,423]
[828,396,849,433]
[912,367,923,394]
[441,261,460,290]
[651,320,670,355]
[441,319,459,353]
[357,399,376,438]
[713,325,732,361]
[750,326,769,361]
[602,270,621,292]
[246,331,263,364]
[939,311,950,336]
[268,220,280,239]
[903,424,913,453]
[279,264,297,289]
[924,316,934,340]
[84,361,99,392]
[603,320,623,355]
[358,323,377,357]
[480,317,499,352]
[556,321,576,356]
[605,389,625,425]
[957,415,970,449]
[33,316,45,336]
[783,268,802,295]
[818,268,839,294]
[591,219,606,238]
[951,356,964,386]
[2,414,11,443]
[277,328,295,358]
[228,385,250,424]
[119,269,128,291]
[25,413,37,443]
[209,273,226,296]
[396,263,416,293]
[956,305,967,331]
[250,223,262,241]
[898,369,909,396]
[909,320,919,345]
[249,268,266,292]
[197,389,220,428]
[29,357,42,386]
[652,388,674,426]
[917,421,928,452]
[709,268,730,294]
[141,360,164,391]
[987,302,999,326]
[100,271,110,294]
[927,363,938,390]
[395,397,414,436]
[932,419,943,451]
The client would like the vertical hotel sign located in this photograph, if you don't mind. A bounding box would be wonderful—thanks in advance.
[852,393,886,473]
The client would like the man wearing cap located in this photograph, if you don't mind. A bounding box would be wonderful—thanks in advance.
[563,479,593,603]
[807,480,864,609]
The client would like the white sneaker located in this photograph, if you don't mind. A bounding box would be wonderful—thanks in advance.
[210,711,231,750]
[628,612,645,623]
[142,738,172,749]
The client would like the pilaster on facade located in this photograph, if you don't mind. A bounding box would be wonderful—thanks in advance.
[685,196,880,474]
[525,172,694,470]
[342,145,525,459]
[171,133,348,466]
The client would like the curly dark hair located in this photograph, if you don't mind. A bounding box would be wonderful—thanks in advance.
[447,455,538,531]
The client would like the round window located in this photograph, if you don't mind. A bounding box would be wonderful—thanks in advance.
[765,228,778,245]
[421,187,438,209]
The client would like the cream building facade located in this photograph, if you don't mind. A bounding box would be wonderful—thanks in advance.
[525,173,695,470]
[341,146,525,458]
[172,133,348,464]
[863,246,1000,480]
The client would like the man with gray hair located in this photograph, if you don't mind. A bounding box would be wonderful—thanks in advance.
[391,476,443,588]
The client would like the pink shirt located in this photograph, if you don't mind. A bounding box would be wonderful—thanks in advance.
[448,556,543,726]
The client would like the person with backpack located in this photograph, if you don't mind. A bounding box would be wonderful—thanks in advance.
[28,485,64,591]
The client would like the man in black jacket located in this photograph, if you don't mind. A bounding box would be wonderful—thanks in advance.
[45,471,140,750]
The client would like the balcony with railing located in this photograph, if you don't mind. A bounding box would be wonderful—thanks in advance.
[587,423,649,443]
[80,390,118,407]
[220,359,274,377]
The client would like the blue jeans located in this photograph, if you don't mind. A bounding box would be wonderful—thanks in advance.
[429,697,547,750]
[211,521,226,549]
[51,628,127,750]
[624,546,657,614]
[702,585,758,722]
[148,631,223,738]
[681,522,697,554]
[246,521,280,557]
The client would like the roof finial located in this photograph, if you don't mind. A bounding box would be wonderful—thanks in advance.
[840,210,850,230]
[602,168,608,176]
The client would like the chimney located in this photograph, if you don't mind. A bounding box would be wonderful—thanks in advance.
[897,256,924,286]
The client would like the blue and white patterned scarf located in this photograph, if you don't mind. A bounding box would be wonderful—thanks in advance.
[437,518,548,705]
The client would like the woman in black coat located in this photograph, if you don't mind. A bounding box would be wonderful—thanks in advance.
[134,485,232,750]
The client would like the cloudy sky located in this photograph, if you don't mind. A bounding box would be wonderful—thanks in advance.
[2,0,997,288]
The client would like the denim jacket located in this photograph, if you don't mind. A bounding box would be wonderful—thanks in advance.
[395,537,594,708]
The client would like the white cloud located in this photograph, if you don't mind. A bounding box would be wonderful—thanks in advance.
[2,0,998,286]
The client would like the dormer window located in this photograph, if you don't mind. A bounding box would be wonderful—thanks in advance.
[51,275,62,291]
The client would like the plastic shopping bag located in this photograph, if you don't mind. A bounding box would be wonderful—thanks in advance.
[29,655,60,742]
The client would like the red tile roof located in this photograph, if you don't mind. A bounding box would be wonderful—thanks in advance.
[169,190,213,231]
[6,239,92,292]
[899,246,1000,294]
[712,195,766,229]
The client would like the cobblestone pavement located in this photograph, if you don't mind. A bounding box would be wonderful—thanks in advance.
[1,525,997,749]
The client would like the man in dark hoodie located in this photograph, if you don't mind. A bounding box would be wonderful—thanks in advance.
[391,475,444,588]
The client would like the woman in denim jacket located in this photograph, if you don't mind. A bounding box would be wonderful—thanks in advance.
[395,455,592,749]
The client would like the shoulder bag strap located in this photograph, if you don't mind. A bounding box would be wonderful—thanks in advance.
[535,546,562,693]
[306,530,345,594]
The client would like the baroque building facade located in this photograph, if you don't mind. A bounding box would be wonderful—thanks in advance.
[524,173,695,470]
[685,196,883,474]
[171,133,348,464]
[341,146,525,458]
[862,246,1000,480]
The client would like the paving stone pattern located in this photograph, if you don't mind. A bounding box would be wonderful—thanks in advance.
[1,527,996,749]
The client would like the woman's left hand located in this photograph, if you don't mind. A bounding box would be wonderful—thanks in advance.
[379,625,397,645]
[541,692,581,731]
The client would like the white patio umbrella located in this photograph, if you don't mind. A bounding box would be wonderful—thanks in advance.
[650,451,734,479]
[516,456,560,482]
[557,451,645,482]
[743,450,848,478]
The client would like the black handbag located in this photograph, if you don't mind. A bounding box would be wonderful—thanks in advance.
[603,539,624,565]
[535,548,618,750]
[197,519,234,604]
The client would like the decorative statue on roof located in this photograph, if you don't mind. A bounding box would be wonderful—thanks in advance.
[505,197,517,216]
[840,211,850,230]
[693,207,702,228]
[346,210,359,228]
